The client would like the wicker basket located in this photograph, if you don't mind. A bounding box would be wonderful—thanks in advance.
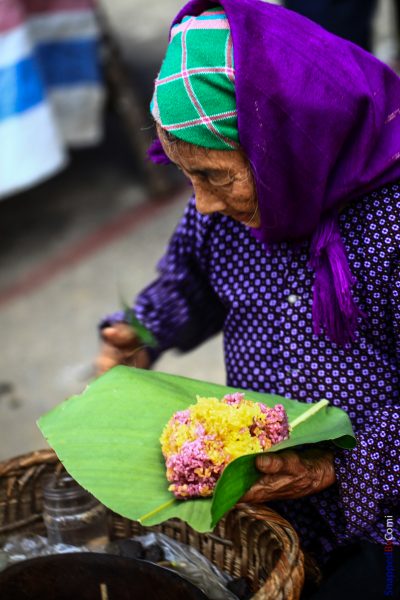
[0,449,306,600]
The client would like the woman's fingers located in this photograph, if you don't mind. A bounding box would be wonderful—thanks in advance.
[254,453,284,473]
[254,450,298,474]
[101,323,138,348]
[96,323,143,376]
[95,347,150,375]
[241,449,336,504]
[95,354,120,375]
[95,322,152,375]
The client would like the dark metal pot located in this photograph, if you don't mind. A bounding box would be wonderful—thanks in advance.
[0,553,209,599]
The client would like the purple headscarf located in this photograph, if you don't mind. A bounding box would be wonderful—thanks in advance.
[150,0,400,345]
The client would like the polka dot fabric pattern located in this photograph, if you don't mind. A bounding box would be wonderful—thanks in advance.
[104,181,400,561]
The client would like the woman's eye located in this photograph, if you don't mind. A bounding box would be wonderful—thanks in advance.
[206,172,234,187]
[182,168,234,187]
[209,177,234,187]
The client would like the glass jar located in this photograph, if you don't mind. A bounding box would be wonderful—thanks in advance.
[42,473,109,549]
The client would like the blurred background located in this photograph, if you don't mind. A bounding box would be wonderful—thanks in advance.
[0,0,398,460]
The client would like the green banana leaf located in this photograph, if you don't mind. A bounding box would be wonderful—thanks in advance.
[38,366,356,533]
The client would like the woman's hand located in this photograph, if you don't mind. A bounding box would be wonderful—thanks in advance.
[95,322,152,375]
[241,448,336,503]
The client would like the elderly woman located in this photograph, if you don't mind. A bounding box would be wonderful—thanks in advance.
[97,1,399,597]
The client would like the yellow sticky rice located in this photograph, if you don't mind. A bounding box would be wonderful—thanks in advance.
[160,395,272,463]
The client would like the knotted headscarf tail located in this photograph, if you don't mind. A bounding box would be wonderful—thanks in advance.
[149,0,400,346]
[308,216,365,346]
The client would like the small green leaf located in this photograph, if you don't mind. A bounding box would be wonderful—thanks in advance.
[121,305,158,348]
[38,367,356,533]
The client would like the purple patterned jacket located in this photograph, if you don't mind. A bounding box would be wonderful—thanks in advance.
[103,182,400,561]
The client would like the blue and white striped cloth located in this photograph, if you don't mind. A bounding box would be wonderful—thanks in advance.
[0,0,105,199]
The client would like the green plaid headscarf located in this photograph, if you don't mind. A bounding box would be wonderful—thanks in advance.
[151,7,239,150]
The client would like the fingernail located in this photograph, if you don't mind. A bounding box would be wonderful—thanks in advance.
[256,454,270,467]
[103,326,115,334]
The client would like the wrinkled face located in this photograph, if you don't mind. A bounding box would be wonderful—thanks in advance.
[157,126,261,228]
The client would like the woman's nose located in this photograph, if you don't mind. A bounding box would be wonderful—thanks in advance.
[194,182,226,215]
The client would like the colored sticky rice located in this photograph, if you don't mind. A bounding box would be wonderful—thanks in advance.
[160,393,289,499]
